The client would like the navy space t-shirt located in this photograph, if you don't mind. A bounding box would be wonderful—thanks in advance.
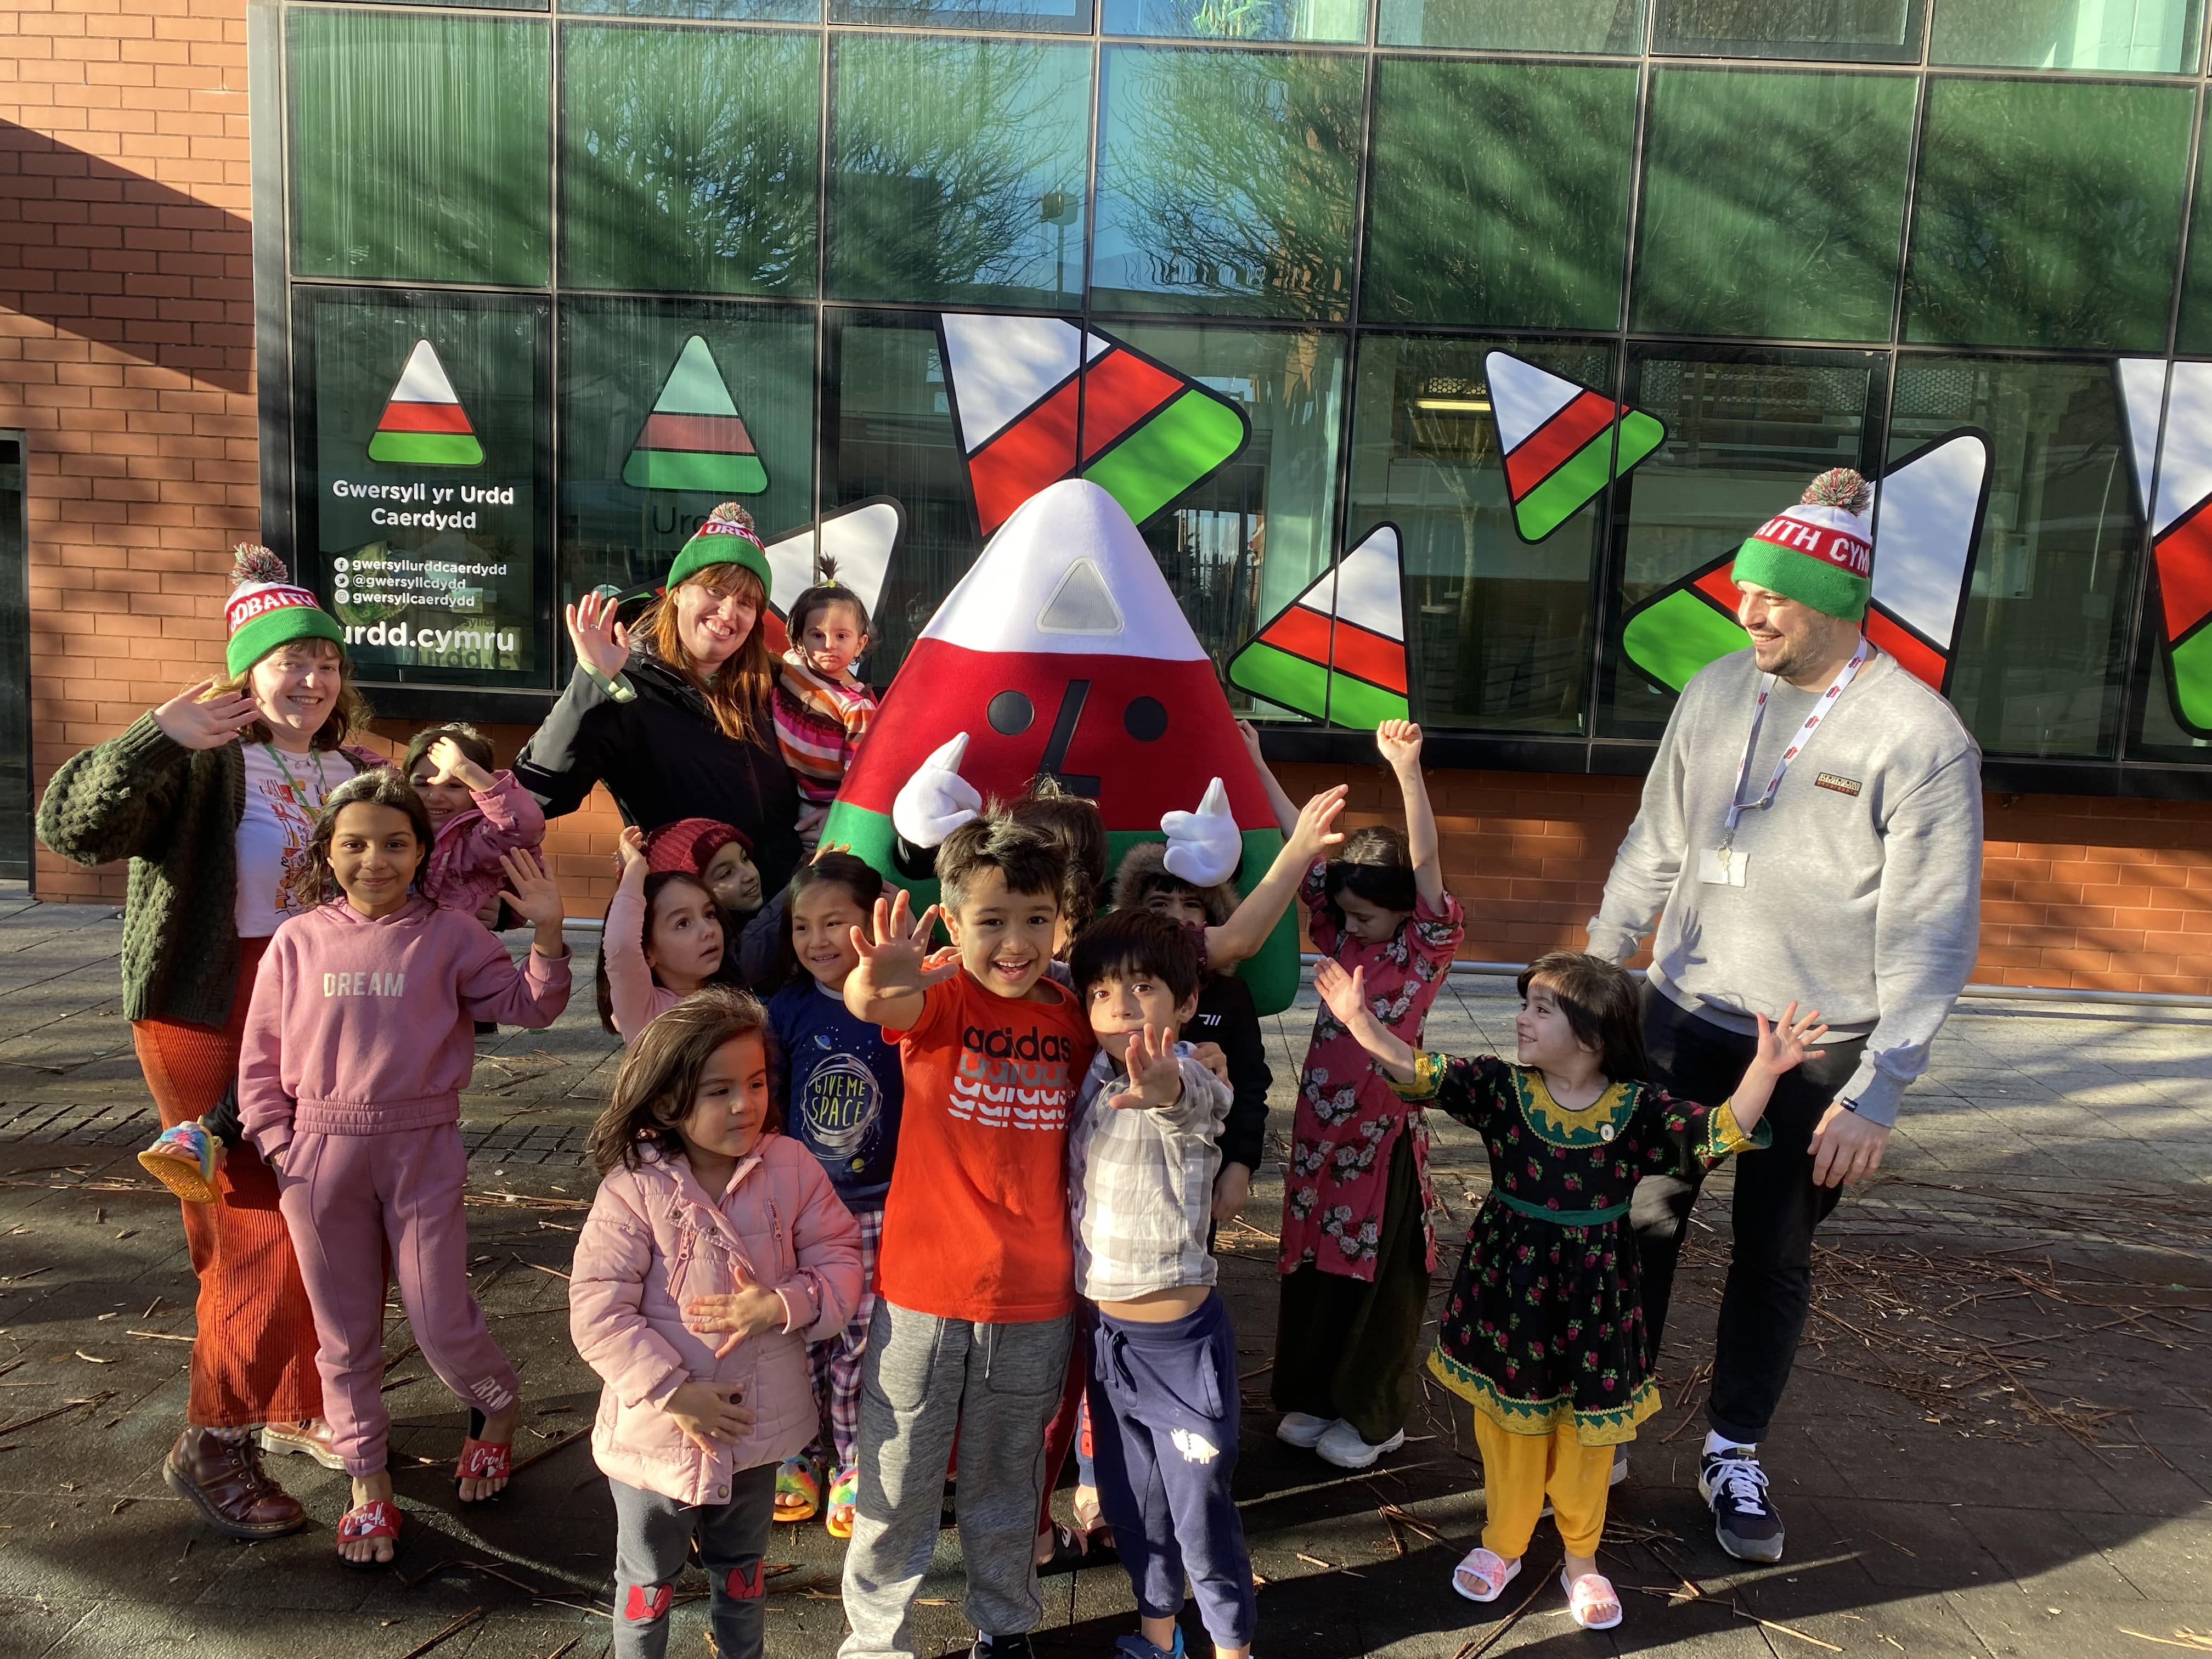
[768,979,904,1210]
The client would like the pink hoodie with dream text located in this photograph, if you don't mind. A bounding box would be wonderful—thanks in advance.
[239,895,571,1164]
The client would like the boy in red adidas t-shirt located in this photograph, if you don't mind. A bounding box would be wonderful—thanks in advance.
[837,812,1093,1659]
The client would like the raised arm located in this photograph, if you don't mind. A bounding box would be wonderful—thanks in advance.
[602,830,661,1040]
[1313,959,1419,1081]
[1204,785,1347,972]
[37,684,253,868]
[843,888,958,1031]
[515,594,635,819]
[1375,720,1443,912]
[1235,719,1301,836]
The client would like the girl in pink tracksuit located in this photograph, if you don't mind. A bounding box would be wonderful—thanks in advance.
[239,769,573,1565]
[570,987,861,1659]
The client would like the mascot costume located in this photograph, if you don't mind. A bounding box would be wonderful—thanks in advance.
[821,478,1301,1014]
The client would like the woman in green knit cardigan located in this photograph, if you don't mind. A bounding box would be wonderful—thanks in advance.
[37,546,382,1541]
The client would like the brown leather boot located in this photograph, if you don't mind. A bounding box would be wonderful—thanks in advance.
[164,1426,308,1538]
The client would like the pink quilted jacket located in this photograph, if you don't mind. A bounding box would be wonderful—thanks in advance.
[421,769,545,920]
[569,1135,861,1506]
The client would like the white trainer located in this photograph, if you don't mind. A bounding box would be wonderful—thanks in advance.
[1314,1419,1406,1469]
[1274,1412,1332,1449]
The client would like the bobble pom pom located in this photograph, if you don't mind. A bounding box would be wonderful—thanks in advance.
[707,501,756,531]
[1801,468,1872,515]
[230,543,292,586]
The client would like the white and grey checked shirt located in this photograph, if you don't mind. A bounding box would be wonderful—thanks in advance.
[1067,1042,1231,1303]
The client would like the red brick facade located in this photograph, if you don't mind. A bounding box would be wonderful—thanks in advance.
[7,0,2211,995]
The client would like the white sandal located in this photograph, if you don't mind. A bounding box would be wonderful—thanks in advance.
[1560,1566,1623,1630]
[1451,1547,1521,1603]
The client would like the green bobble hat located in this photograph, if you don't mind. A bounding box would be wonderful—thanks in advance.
[224,544,345,677]
[667,501,772,594]
[1731,468,1875,622]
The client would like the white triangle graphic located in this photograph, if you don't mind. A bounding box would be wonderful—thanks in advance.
[941,314,1095,454]
[390,338,462,407]
[921,478,1205,662]
[1485,351,1582,455]
[2117,357,2168,527]
[1300,527,1404,643]
[1870,434,1988,647]
[763,500,902,619]
[2151,360,2212,535]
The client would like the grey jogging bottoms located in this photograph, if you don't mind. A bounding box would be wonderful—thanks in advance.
[836,1299,1074,1658]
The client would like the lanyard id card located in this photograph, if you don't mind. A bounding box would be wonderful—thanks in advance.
[1699,637,1870,887]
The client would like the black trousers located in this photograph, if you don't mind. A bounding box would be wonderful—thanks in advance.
[1629,985,1867,1446]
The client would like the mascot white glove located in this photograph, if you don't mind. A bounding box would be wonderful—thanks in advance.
[1160,777,1240,888]
[892,732,983,850]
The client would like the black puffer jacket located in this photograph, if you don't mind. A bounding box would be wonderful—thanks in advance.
[516,647,802,900]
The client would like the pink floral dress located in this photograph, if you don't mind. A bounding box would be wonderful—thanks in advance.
[1278,860,1464,1282]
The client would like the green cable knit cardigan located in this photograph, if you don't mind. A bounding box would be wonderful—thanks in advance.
[36,715,376,1028]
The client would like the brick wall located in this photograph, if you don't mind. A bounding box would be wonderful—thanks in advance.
[8,0,2211,995]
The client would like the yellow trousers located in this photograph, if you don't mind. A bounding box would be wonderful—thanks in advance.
[1472,1413,1616,1560]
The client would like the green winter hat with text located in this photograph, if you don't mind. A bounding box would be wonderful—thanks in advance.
[1731,469,1875,621]
[667,501,772,594]
[224,544,345,677]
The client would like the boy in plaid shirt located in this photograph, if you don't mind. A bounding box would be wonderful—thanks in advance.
[1066,911,1254,1659]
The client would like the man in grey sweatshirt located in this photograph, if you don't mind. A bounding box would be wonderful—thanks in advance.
[1588,469,1982,1566]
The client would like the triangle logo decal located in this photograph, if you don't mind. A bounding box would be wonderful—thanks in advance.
[368,340,483,467]
[1227,524,1409,727]
[2117,358,2212,736]
[624,335,766,495]
[1485,351,1663,543]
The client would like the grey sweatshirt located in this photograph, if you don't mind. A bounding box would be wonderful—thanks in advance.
[1587,647,1983,1126]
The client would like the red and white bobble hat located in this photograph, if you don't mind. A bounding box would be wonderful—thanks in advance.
[224,544,345,676]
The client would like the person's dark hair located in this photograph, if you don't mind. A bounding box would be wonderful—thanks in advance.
[308,768,433,900]
[218,635,373,753]
[1323,825,1418,930]
[1110,841,1237,929]
[1068,908,1202,1009]
[402,721,495,779]
[786,560,872,656]
[588,986,774,1174]
[1010,776,1107,936]
[1515,950,1648,1085]
[594,871,735,1035]
[936,810,1063,916]
[775,850,884,989]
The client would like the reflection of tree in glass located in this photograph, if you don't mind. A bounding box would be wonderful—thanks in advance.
[566,30,817,294]
[1100,50,1359,317]
[833,37,1085,303]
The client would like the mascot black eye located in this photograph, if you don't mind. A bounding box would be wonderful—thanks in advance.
[988,690,1035,736]
[1123,697,1168,742]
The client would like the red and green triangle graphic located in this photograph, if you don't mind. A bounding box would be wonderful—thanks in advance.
[623,335,766,495]
[367,339,483,467]
[1227,526,1408,727]
[1486,351,1663,544]
[1620,556,1749,695]
[939,315,1250,537]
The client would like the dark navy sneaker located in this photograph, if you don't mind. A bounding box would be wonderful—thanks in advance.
[1699,1444,1785,1562]
[972,1637,1037,1659]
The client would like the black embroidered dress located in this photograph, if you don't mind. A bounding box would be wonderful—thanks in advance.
[1393,1052,1768,1446]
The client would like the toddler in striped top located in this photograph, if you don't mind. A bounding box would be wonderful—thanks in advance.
[771,567,876,847]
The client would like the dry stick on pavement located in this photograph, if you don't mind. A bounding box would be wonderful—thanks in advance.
[1451,1559,1553,1659]
[395,1608,483,1659]
[0,1392,112,1437]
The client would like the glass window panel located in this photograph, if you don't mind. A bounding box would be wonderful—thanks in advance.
[290,11,550,287]
[1378,0,1643,51]
[1103,0,1366,46]
[558,299,817,606]
[1363,60,1633,331]
[831,0,1091,34]
[1349,336,1616,733]
[1091,46,1363,321]
[1099,322,1347,706]
[827,36,1090,309]
[1633,69,1912,342]
[1600,351,1882,735]
[1929,0,2202,73]
[1904,77,2193,351]
[293,289,552,687]
[1890,359,2136,758]
[2174,125,2212,354]
[1651,0,1923,59]
[566,0,811,20]
[561,25,818,297]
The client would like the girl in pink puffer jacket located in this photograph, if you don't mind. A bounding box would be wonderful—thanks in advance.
[570,988,861,1659]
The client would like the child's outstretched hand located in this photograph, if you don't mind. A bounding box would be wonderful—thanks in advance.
[848,889,958,997]
[1752,1001,1829,1076]
[1285,785,1349,865]
[663,1379,755,1455]
[1109,1024,1186,1110]
[498,849,565,926]
[1314,958,1369,1027]
[1375,719,1424,772]
[424,735,494,792]
[614,824,648,880]
[1235,718,1266,766]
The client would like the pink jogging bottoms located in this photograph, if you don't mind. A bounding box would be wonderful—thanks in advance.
[274,1123,517,1476]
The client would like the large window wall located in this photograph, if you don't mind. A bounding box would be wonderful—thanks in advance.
[258,0,2212,785]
